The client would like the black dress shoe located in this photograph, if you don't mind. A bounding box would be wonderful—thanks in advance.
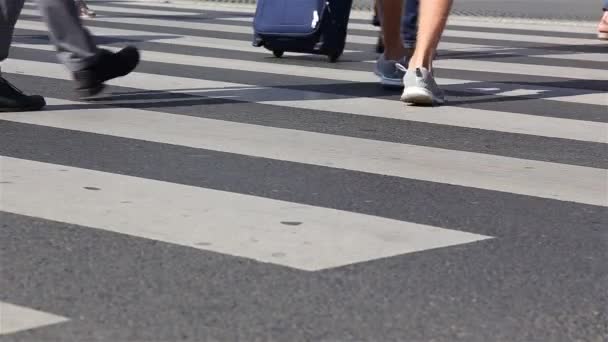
[73,46,140,98]
[0,76,46,112]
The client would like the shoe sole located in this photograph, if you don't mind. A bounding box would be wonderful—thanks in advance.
[373,70,404,88]
[401,86,444,106]
[76,84,106,100]
[74,46,139,99]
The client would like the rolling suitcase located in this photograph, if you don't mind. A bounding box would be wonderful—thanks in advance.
[252,0,353,63]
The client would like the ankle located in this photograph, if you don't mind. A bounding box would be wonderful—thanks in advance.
[408,57,432,70]
[384,45,406,61]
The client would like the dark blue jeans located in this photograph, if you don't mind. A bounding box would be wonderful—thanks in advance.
[402,0,419,48]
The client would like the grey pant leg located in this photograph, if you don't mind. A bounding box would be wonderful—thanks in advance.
[0,0,25,62]
[36,0,99,71]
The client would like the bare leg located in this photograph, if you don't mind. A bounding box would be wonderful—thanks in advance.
[378,0,406,61]
[400,0,453,105]
[408,0,453,70]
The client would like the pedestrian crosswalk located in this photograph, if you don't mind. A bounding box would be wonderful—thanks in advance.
[1,2,607,338]
[1,0,607,274]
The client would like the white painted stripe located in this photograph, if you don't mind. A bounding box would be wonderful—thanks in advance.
[123,13,596,46]
[3,58,605,144]
[14,23,607,106]
[116,0,259,14]
[432,59,608,81]
[0,302,69,335]
[9,16,511,58]
[107,0,385,20]
[445,17,596,34]
[15,18,358,54]
[20,10,604,70]
[0,157,490,271]
[261,97,607,145]
[11,42,371,82]
[437,42,512,52]
[75,12,258,35]
[18,15,608,83]
[72,3,200,16]
[221,15,597,34]
[436,45,608,63]
[535,52,608,63]
[443,50,608,63]
[67,13,608,61]
[215,18,607,62]
[78,10,421,51]
[92,13,608,48]
[1,98,605,206]
[362,56,608,81]
[351,24,600,46]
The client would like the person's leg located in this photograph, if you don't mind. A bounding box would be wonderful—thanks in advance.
[401,0,419,51]
[374,0,408,87]
[36,0,139,97]
[401,0,453,105]
[0,0,24,62]
[0,0,46,111]
[598,0,608,39]
[378,0,406,61]
[408,0,451,69]
[37,0,99,71]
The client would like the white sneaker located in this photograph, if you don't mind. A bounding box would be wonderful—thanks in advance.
[400,66,446,106]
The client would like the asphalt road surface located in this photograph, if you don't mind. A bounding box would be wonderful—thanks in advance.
[451,0,601,21]
[1,1,607,341]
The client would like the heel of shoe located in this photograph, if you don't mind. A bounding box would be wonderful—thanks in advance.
[401,87,435,106]
[75,84,105,99]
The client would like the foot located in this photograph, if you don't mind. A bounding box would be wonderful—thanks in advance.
[598,11,608,40]
[72,46,140,98]
[374,52,411,87]
[0,76,46,112]
[400,66,445,106]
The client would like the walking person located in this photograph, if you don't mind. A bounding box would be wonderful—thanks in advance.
[377,0,453,105]
[598,0,608,39]
[0,0,140,112]
[76,0,96,19]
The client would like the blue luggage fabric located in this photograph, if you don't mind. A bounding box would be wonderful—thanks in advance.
[252,0,353,62]
[254,0,326,36]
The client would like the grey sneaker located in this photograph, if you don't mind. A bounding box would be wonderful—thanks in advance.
[400,66,446,106]
[374,54,408,87]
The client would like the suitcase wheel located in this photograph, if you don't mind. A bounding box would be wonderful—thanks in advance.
[272,50,284,58]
